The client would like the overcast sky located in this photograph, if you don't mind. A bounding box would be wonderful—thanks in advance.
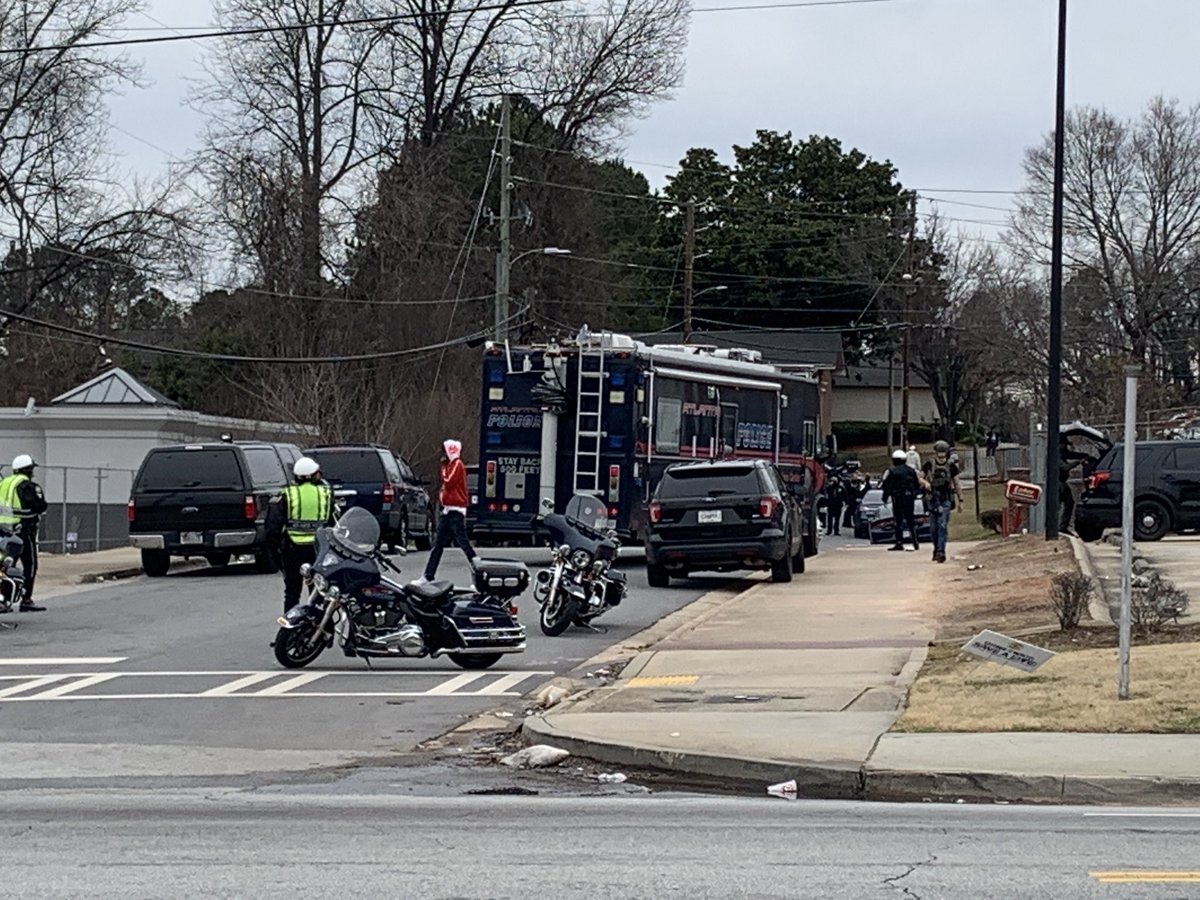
[108,0,1200,246]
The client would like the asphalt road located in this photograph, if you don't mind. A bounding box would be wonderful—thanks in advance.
[2,790,1197,898]
[0,545,755,784]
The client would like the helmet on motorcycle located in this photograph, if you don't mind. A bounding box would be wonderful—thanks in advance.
[891,450,907,462]
[933,440,950,455]
[293,457,320,480]
[12,454,35,472]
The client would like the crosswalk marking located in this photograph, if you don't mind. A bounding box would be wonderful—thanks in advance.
[0,657,127,666]
[200,673,280,697]
[424,673,487,695]
[0,675,71,698]
[255,673,327,696]
[476,672,536,695]
[30,674,121,699]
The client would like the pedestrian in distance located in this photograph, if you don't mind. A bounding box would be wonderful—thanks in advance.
[824,475,844,536]
[0,454,48,611]
[416,439,477,585]
[882,449,921,552]
[905,444,921,471]
[985,428,1000,458]
[922,440,965,564]
[266,457,334,612]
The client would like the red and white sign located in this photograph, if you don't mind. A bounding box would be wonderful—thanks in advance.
[1005,480,1043,506]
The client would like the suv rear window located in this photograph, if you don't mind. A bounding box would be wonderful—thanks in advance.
[658,465,764,498]
[137,449,245,491]
[309,449,386,483]
[242,447,288,486]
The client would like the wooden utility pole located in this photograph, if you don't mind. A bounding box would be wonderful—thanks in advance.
[681,199,696,342]
[900,194,917,447]
[493,94,512,341]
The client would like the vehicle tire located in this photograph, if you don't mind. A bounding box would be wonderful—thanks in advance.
[273,625,326,668]
[448,652,502,670]
[414,510,434,551]
[803,515,819,558]
[771,549,793,583]
[1074,521,1103,542]
[254,550,279,574]
[205,551,232,568]
[1133,499,1170,542]
[141,549,170,578]
[540,592,576,636]
[646,563,670,589]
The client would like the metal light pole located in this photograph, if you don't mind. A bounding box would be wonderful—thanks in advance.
[1045,0,1068,540]
[1118,366,1139,700]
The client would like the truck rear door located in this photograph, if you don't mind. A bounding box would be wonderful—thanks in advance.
[130,448,251,535]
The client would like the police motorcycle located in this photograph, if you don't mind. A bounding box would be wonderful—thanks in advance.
[0,529,26,628]
[532,493,627,637]
[273,507,529,670]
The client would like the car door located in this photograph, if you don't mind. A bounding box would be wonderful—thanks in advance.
[767,465,800,554]
[1160,444,1200,526]
[394,454,427,529]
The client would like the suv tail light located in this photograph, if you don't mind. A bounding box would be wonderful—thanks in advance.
[648,501,662,524]
[244,495,257,520]
[1086,471,1112,491]
[382,482,396,504]
[759,497,777,518]
[127,498,136,523]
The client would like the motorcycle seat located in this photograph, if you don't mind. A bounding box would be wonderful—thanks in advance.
[406,580,454,603]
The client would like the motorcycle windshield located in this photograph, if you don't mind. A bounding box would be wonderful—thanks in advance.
[564,493,608,532]
[329,506,380,556]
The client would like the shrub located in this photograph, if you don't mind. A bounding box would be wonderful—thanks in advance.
[1049,572,1094,630]
[1131,573,1190,631]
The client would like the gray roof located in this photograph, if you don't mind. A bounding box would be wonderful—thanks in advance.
[637,330,845,369]
[835,361,931,390]
[51,367,180,408]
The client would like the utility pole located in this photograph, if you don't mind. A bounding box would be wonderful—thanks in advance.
[493,94,512,341]
[681,199,696,342]
[887,352,896,457]
[900,195,917,447]
[1045,0,1068,540]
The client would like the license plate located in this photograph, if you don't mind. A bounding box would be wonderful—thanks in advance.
[697,510,722,524]
[180,531,203,546]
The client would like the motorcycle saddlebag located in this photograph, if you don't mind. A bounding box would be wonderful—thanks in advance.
[472,558,530,599]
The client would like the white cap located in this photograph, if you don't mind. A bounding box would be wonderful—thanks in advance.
[293,457,320,479]
[12,454,34,471]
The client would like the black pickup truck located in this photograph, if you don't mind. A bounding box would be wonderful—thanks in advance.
[127,441,303,576]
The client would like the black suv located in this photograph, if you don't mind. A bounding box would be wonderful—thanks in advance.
[128,441,303,576]
[1076,440,1200,542]
[305,445,434,551]
[644,459,806,586]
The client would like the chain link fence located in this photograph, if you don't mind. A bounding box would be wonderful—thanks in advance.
[36,466,137,554]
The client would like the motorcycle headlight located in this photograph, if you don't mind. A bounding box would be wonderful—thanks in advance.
[312,573,329,593]
[571,549,592,569]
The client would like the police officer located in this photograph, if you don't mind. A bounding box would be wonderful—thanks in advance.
[922,440,964,564]
[0,455,49,611]
[881,448,921,552]
[266,457,334,612]
[824,475,844,536]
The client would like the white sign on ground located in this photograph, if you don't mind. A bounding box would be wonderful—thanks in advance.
[961,630,1055,673]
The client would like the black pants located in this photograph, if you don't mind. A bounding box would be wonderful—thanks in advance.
[16,523,38,602]
[1059,482,1075,532]
[281,540,316,612]
[424,511,476,581]
[892,498,919,548]
[826,501,843,535]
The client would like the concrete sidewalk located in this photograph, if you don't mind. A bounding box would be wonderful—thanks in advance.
[524,543,1200,805]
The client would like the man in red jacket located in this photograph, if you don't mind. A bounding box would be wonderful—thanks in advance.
[416,439,478,583]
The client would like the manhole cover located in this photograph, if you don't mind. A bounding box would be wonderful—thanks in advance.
[703,695,769,704]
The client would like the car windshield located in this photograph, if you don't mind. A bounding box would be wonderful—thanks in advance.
[564,493,608,530]
[137,449,244,491]
[309,450,385,483]
[863,490,884,504]
[330,506,380,555]
[658,466,762,499]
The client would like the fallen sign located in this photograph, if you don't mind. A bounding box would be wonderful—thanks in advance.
[961,629,1055,673]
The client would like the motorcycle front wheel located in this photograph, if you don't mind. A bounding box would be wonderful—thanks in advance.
[273,624,327,668]
[448,653,503,670]
[540,592,576,637]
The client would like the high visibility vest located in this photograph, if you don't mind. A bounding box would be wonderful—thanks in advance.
[283,482,332,545]
[0,474,30,526]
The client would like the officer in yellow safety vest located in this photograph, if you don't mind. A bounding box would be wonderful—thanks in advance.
[266,457,334,612]
[0,454,49,611]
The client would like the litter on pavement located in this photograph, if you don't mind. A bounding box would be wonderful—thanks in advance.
[766,779,798,800]
[500,744,570,769]
[597,772,628,784]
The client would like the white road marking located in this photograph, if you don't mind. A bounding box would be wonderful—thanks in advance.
[200,673,281,697]
[28,674,121,699]
[0,658,127,666]
[1083,812,1200,818]
[476,672,536,695]
[423,673,487,695]
[0,675,72,698]
[254,673,327,696]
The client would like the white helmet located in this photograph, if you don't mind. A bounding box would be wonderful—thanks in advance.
[12,454,35,471]
[891,450,907,462]
[293,457,320,479]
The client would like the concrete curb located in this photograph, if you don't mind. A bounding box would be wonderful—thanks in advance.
[1066,533,1113,624]
[523,713,863,799]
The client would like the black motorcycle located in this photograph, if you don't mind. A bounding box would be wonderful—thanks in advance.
[532,493,627,636]
[0,530,26,628]
[273,507,529,670]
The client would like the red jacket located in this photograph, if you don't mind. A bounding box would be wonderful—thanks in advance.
[440,458,469,509]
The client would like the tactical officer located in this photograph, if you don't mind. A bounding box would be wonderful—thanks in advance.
[266,457,334,612]
[824,475,844,536]
[922,440,964,564]
[881,449,921,552]
[0,455,49,611]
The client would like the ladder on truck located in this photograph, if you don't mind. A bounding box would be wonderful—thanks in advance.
[572,344,607,495]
